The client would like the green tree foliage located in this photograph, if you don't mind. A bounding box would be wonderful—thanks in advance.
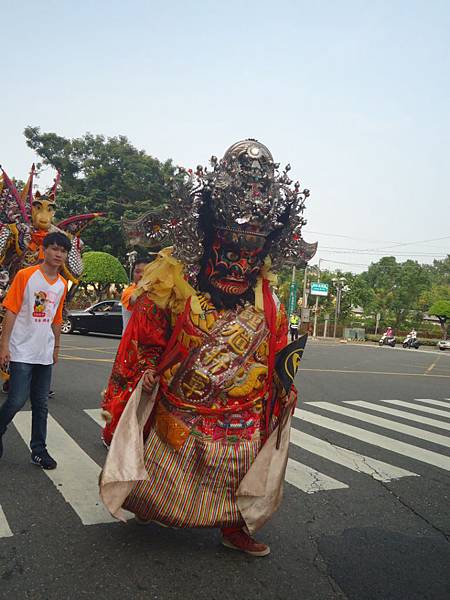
[24,126,174,261]
[358,257,430,326]
[80,251,128,302]
[429,300,450,339]
[276,254,450,332]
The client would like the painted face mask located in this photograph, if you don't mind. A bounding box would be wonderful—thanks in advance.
[31,193,56,231]
[205,230,266,297]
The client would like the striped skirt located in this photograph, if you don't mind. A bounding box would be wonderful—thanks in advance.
[123,428,261,528]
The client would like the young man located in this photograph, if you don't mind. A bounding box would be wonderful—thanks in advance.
[120,259,148,332]
[0,231,69,468]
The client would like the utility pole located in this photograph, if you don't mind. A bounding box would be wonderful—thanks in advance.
[332,277,346,338]
[302,265,308,310]
[312,259,322,337]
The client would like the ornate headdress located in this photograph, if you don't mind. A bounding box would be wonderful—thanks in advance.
[123,139,317,276]
[0,165,102,237]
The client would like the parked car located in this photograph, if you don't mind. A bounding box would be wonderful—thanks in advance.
[437,340,450,351]
[62,300,122,335]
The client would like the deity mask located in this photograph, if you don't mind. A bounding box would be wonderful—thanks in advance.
[203,230,266,297]
[31,192,56,231]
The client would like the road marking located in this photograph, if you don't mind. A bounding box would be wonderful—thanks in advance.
[380,400,450,419]
[84,408,104,427]
[425,358,440,374]
[13,413,117,526]
[294,409,450,471]
[0,505,13,538]
[345,401,450,432]
[290,429,417,481]
[300,368,450,379]
[59,354,114,363]
[308,402,450,449]
[414,398,450,410]
[285,458,348,493]
[61,345,117,355]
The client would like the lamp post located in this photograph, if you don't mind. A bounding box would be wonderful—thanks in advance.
[126,250,137,281]
[312,259,323,337]
[332,277,346,338]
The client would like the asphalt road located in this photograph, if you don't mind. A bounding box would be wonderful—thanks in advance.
[0,335,449,600]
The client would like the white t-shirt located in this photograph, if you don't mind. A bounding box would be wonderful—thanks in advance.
[3,265,67,365]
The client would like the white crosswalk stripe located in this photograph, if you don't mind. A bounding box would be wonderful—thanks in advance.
[379,399,450,419]
[13,412,117,526]
[295,408,450,471]
[344,401,450,432]
[285,458,349,493]
[0,505,13,539]
[1,398,449,539]
[289,429,418,481]
[308,402,450,448]
[84,408,104,427]
[413,398,450,410]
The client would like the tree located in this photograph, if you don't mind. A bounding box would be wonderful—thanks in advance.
[429,300,450,339]
[80,251,128,302]
[24,127,175,261]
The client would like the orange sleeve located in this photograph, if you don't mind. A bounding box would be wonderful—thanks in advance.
[121,284,135,310]
[53,283,68,325]
[2,269,30,314]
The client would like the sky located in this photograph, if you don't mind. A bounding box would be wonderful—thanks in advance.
[2,0,449,273]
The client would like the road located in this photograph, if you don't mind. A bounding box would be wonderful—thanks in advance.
[1,335,449,600]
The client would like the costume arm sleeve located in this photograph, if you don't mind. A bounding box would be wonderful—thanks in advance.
[2,269,28,314]
[101,293,170,428]
[0,226,13,263]
[67,236,83,280]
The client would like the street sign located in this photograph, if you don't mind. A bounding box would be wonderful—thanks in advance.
[288,282,298,316]
[310,282,329,297]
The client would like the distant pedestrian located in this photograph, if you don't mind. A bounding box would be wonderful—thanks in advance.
[120,259,148,333]
[289,313,300,341]
[0,232,69,468]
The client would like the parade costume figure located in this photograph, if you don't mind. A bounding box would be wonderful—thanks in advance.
[99,140,317,555]
[0,165,101,290]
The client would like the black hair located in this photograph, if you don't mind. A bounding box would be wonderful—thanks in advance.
[43,231,71,253]
[132,257,150,273]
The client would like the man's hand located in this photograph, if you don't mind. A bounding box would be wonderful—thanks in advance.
[0,343,10,368]
[142,369,158,393]
[53,346,60,365]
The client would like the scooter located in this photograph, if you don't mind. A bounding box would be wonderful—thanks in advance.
[403,334,420,349]
[379,334,396,347]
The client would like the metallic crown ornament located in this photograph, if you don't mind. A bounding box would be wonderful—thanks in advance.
[122,139,317,277]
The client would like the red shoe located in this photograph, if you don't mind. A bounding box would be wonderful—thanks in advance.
[221,529,270,557]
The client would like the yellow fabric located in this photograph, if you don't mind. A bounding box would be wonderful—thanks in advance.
[134,247,202,315]
[135,247,277,316]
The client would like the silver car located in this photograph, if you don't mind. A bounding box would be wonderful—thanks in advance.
[437,340,450,351]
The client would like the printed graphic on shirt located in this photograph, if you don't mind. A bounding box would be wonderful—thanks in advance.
[33,291,48,317]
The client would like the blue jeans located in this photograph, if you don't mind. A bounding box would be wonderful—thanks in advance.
[0,362,52,454]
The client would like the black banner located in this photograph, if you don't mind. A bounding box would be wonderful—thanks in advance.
[275,334,308,394]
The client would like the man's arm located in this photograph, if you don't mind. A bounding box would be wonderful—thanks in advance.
[0,309,17,366]
[51,322,62,364]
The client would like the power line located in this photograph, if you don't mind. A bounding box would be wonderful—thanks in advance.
[319,248,448,257]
